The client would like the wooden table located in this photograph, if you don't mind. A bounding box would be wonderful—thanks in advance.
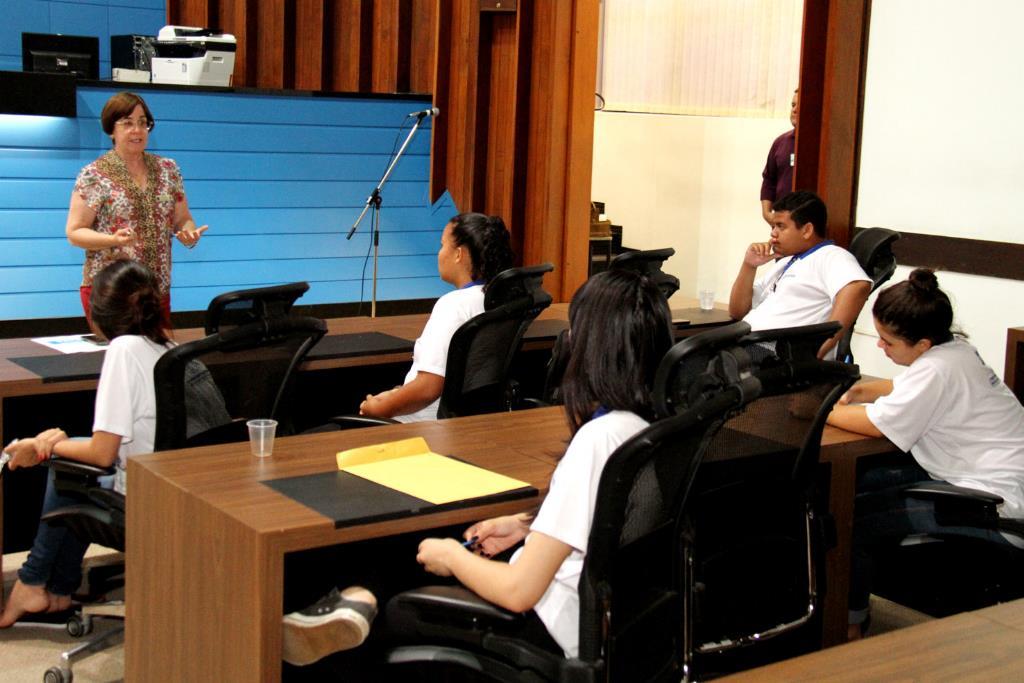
[126,408,568,682]
[124,404,893,681]
[721,598,1024,681]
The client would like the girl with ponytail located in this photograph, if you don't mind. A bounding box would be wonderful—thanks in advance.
[359,212,515,421]
[1,259,172,627]
[827,268,1024,640]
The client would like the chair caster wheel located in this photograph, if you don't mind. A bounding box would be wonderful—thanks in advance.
[66,614,92,637]
[43,666,73,683]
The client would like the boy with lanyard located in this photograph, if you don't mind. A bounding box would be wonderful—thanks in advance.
[729,190,871,359]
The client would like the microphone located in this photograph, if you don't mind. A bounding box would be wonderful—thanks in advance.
[408,107,440,119]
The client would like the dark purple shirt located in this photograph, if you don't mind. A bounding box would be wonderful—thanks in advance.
[760,129,795,202]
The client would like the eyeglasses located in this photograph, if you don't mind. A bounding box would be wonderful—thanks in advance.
[114,117,154,131]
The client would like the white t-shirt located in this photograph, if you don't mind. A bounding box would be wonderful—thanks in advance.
[93,335,169,494]
[395,285,485,423]
[512,410,649,657]
[744,244,869,334]
[866,339,1024,518]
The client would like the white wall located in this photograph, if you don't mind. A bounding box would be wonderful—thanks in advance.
[591,110,788,308]
[852,0,1024,379]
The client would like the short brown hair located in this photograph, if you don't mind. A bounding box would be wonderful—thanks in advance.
[100,92,154,135]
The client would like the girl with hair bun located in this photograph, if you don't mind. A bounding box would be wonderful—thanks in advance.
[1,259,173,627]
[359,212,515,422]
[828,268,1024,640]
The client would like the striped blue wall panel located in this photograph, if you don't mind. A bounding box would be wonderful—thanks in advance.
[0,84,456,320]
[0,1,164,80]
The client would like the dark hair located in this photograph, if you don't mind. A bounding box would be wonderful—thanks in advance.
[448,213,515,284]
[772,190,827,237]
[561,270,674,435]
[100,92,155,136]
[90,260,169,345]
[873,268,955,345]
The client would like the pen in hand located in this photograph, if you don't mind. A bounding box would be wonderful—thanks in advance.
[1,439,17,473]
[461,536,478,550]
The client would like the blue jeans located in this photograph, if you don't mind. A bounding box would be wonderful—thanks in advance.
[17,467,90,597]
[848,453,1013,624]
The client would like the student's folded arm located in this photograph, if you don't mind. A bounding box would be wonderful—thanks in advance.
[827,404,884,438]
[52,431,122,468]
[443,531,571,614]
[819,280,871,358]
[729,264,758,320]
[360,371,445,418]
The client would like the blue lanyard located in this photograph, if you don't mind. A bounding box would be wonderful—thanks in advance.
[592,405,610,419]
[461,279,485,289]
[773,240,833,291]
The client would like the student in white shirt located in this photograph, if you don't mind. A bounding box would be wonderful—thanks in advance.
[357,213,514,422]
[1,260,172,628]
[416,269,675,657]
[827,268,1024,640]
[729,190,870,359]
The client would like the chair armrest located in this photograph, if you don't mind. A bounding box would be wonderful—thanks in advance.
[902,481,1003,525]
[327,414,400,430]
[45,457,115,479]
[901,481,1004,506]
[390,585,520,626]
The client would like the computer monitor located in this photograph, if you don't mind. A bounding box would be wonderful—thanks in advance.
[22,32,99,80]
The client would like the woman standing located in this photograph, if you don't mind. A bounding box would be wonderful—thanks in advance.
[65,91,207,324]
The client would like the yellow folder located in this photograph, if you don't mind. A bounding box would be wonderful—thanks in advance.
[337,438,530,505]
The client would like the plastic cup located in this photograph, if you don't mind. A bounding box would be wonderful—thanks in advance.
[247,419,278,458]
[699,289,715,311]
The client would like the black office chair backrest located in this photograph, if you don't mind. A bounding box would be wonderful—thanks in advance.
[438,264,554,418]
[154,315,326,450]
[204,281,310,335]
[610,247,680,299]
[672,322,860,677]
[577,335,761,680]
[837,228,901,362]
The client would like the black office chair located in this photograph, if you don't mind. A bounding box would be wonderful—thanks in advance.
[863,480,1024,619]
[655,321,860,678]
[204,281,310,335]
[836,227,901,363]
[610,247,680,299]
[383,324,761,682]
[155,315,327,447]
[34,315,326,683]
[326,264,554,428]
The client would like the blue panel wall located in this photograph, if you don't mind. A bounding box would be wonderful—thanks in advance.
[0,0,164,77]
[0,85,453,319]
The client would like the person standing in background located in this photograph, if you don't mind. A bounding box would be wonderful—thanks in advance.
[760,89,798,225]
[65,92,208,327]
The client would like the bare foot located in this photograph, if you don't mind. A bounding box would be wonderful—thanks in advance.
[47,592,72,613]
[0,580,50,627]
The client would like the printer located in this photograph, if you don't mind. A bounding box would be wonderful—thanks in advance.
[151,26,236,87]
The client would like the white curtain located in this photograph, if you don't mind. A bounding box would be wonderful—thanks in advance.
[598,0,804,118]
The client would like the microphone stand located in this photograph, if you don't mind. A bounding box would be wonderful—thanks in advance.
[347,112,430,318]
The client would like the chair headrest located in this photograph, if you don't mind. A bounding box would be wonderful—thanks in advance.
[609,248,680,298]
[484,263,554,310]
[850,228,900,289]
[205,281,310,334]
[653,321,756,416]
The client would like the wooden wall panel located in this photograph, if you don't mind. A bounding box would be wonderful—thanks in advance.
[372,0,400,92]
[214,0,256,87]
[327,0,371,92]
[482,14,519,239]
[409,0,437,94]
[294,0,327,91]
[255,0,292,89]
[168,0,212,26]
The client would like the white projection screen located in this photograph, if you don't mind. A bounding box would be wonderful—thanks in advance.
[857,0,1024,244]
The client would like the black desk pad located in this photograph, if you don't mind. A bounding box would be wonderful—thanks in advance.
[306,332,414,361]
[524,318,568,341]
[264,468,538,529]
[11,352,106,383]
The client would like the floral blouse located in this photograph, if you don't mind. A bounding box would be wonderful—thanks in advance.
[74,150,185,295]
